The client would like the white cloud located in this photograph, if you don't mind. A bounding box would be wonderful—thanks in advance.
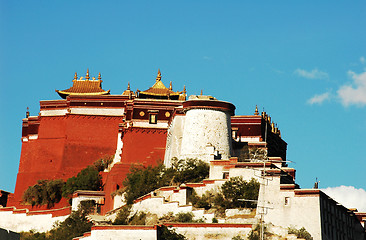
[307,92,330,105]
[337,70,366,106]
[322,186,366,212]
[294,68,329,79]
[360,56,365,64]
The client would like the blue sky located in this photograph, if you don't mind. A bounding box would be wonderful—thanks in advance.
[1,1,365,208]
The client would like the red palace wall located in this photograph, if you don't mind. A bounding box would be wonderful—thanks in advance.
[102,127,167,213]
[120,127,167,166]
[10,114,123,208]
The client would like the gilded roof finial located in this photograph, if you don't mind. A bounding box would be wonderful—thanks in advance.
[74,72,78,81]
[183,85,186,94]
[26,107,30,118]
[254,105,259,116]
[86,69,90,80]
[169,81,172,90]
[156,69,162,82]
[200,90,203,95]
[98,72,102,80]
[127,82,130,90]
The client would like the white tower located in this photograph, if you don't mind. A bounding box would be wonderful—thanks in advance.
[164,95,235,166]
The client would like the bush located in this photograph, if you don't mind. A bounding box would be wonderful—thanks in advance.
[49,209,92,240]
[20,209,92,240]
[170,158,209,185]
[123,164,167,204]
[113,205,132,225]
[188,190,212,210]
[221,177,259,208]
[20,231,48,240]
[93,155,113,172]
[158,225,186,240]
[62,166,103,198]
[129,211,147,225]
[232,235,245,240]
[122,159,209,204]
[174,212,194,223]
[22,179,64,208]
[288,227,313,240]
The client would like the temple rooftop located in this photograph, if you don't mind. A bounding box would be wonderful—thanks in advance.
[56,69,110,99]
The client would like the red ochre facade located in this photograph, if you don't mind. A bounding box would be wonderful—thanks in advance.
[9,113,123,209]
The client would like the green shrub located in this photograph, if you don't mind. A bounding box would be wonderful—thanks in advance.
[93,155,113,172]
[22,179,64,208]
[232,235,245,240]
[122,159,209,204]
[20,209,92,240]
[221,177,259,208]
[288,227,313,240]
[113,205,132,225]
[158,225,186,240]
[49,209,92,240]
[212,217,218,223]
[123,164,167,204]
[170,158,209,185]
[62,166,103,198]
[129,211,147,225]
[188,190,212,210]
[174,212,194,223]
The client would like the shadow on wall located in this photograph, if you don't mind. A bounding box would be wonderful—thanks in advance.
[0,228,20,240]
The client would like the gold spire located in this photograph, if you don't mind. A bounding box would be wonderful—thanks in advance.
[98,72,102,80]
[169,81,172,90]
[183,85,186,94]
[200,89,203,95]
[254,105,259,116]
[127,82,130,90]
[86,69,90,80]
[26,107,30,118]
[156,69,162,82]
[74,72,78,80]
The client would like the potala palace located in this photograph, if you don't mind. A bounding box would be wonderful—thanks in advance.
[0,70,365,240]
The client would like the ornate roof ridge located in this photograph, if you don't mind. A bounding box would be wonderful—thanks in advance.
[55,70,110,99]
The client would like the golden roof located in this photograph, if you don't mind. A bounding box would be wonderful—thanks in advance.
[56,70,110,99]
[122,82,135,98]
[138,69,184,100]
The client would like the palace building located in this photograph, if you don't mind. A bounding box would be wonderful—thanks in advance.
[2,69,365,239]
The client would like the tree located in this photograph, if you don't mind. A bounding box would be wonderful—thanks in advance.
[23,179,64,208]
[221,177,259,208]
[122,159,209,204]
[113,205,132,225]
[48,209,92,240]
[170,158,209,185]
[288,227,313,240]
[20,207,93,240]
[123,164,168,204]
[158,225,186,240]
[62,166,103,198]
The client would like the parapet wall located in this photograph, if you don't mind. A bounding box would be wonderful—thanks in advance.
[0,206,70,232]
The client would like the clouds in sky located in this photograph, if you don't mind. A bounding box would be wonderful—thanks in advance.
[307,92,330,105]
[322,186,366,212]
[337,70,366,106]
[361,56,365,64]
[304,57,366,106]
[294,68,329,79]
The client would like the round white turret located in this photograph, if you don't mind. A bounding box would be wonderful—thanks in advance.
[178,96,235,163]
